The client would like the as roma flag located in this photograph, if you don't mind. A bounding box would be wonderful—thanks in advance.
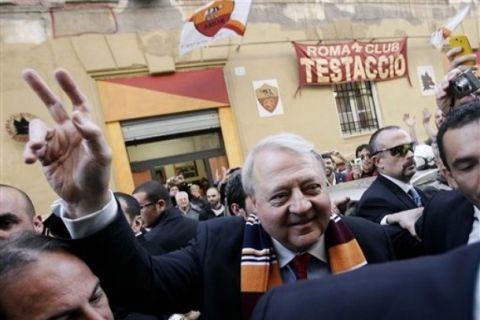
[179,0,252,56]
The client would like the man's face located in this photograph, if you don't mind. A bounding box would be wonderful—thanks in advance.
[190,185,201,198]
[176,194,190,211]
[251,149,331,252]
[374,129,416,183]
[323,158,335,176]
[133,191,163,228]
[357,148,373,173]
[207,188,220,207]
[0,251,113,320]
[0,188,35,240]
[169,186,179,197]
[443,121,480,207]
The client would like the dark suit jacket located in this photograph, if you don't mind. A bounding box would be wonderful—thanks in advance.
[416,190,475,255]
[252,242,480,320]
[72,213,394,320]
[354,174,426,259]
[139,208,198,255]
[45,207,197,320]
[355,175,426,223]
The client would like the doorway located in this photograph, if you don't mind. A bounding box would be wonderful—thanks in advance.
[123,110,229,189]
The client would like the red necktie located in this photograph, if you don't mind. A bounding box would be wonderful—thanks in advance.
[291,253,311,281]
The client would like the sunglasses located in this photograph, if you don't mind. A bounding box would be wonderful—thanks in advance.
[373,142,415,157]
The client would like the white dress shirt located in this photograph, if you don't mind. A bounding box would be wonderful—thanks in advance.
[51,190,117,239]
[468,205,480,244]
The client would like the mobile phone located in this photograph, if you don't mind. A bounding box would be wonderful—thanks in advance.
[449,35,475,66]
[354,158,362,166]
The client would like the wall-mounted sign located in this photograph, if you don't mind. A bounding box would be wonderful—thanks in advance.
[5,113,35,142]
[292,38,409,87]
[417,65,436,96]
[252,79,284,118]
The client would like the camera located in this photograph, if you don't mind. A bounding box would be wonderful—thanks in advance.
[449,69,480,99]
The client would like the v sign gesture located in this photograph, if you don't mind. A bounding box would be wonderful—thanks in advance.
[22,69,112,218]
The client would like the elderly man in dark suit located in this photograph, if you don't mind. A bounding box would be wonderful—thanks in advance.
[353,125,426,258]
[252,241,480,320]
[21,69,395,320]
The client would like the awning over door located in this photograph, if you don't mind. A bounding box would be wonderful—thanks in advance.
[97,67,230,122]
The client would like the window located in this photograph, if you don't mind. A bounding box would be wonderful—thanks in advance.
[333,81,380,136]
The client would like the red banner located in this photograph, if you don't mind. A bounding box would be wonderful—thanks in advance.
[293,38,409,86]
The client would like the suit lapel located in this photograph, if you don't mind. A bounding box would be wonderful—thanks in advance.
[378,175,416,209]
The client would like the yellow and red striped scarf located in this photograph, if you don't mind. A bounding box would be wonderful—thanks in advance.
[240,213,367,319]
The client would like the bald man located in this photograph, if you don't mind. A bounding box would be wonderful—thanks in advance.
[0,184,43,240]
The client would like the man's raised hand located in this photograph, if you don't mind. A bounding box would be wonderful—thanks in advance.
[22,69,112,218]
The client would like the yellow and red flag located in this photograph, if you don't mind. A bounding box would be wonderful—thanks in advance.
[179,0,252,56]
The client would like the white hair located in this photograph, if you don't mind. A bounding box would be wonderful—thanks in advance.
[241,132,325,196]
[175,191,189,201]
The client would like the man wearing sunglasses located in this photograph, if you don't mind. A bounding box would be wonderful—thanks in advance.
[354,125,426,259]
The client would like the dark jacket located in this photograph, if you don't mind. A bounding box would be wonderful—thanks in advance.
[252,242,480,320]
[416,190,475,255]
[71,212,394,320]
[139,207,198,255]
[354,174,426,259]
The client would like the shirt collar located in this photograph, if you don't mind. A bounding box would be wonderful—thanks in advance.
[474,205,480,219]
[380,173,413,193]
[272,235,327,268]
[212,205,224,216]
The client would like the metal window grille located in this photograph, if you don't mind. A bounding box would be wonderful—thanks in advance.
[333,81,380,135]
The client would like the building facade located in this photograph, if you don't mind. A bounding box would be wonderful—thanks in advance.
[1,0,478,214]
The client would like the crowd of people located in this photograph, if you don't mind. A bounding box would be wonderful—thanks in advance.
[0,45,479,320]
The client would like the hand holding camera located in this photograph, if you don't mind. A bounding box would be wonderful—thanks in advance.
[435,34,478,114]
[448,68,480,99]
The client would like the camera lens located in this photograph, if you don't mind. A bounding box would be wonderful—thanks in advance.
[454,77,472,94]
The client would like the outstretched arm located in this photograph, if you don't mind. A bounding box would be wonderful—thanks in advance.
[22,69,112,218]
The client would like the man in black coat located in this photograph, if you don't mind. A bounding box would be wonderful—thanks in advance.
[252,241,480,320]
[354,125,426,258]
[415,101,480,254]
[355,126,426,224]
[132,180,198,255]
[21,69,395,320]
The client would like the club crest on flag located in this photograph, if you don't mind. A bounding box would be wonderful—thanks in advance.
[191,1,235,37]
[255,83,279,113]
[179,0,252,56]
